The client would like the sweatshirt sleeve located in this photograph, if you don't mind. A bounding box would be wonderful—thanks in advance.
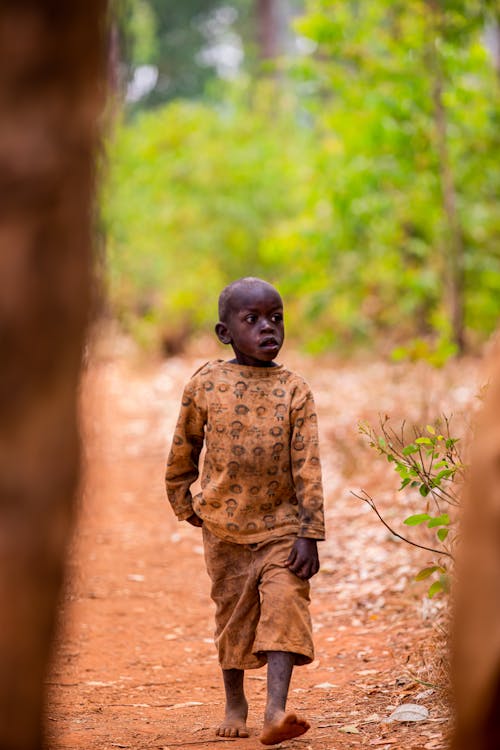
[290,382,326,540]
[165,377,207,522]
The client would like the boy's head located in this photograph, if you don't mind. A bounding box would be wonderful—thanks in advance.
[215,277,284,367]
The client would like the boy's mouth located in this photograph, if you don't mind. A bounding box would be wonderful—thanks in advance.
[259,337,280,350]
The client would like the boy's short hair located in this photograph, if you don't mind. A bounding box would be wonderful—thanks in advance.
[218,277,279,322]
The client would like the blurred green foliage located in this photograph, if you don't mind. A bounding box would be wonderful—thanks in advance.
[117,0,296,106]
[104,0,500,356]
[117,0,224,103]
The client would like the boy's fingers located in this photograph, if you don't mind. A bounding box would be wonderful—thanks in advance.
[288,561,302,575]
[289,555,308,577]
[298,558,320,580]
[285,549,296,567]
[295,566,310,580]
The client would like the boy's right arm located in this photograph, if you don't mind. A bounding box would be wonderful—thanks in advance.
[165,379,206,523]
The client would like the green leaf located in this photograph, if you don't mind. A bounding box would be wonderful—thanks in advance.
[426,425,436,435]
[399,477,412,490]
[427,513,450,528]
[402,444,420,456]
[437,528,449,541]
[435,469,454,482]
[428,580,444,598]
[415,566,439,581]
[415,437,432,445]
[404,513,431,526]
[419,484,430,497]
[434,460,448,469]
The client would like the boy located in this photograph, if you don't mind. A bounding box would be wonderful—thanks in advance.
[165,277,325,745]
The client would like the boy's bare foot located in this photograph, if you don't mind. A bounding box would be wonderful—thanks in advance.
[216,703,249,738]
[259,710,310,745]
[217,669,249,737]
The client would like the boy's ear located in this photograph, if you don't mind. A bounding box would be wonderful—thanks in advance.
[215,322,232,345]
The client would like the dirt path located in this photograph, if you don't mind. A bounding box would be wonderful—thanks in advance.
[47,350,481,750]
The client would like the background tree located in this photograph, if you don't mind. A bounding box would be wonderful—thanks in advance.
[293,0,499,354]
[104,0,499,356]
[118,0,305,108]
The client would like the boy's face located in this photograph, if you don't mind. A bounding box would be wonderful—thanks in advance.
[216,283,284,367]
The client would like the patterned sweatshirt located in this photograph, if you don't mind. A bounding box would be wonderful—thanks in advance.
[165,360,325,544]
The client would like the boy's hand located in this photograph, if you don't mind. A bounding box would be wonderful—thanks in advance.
[185,513,203,527]
[285,538,319,580]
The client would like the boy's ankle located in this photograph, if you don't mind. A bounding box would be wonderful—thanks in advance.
[226,695,248,710]
[264,703,285,722]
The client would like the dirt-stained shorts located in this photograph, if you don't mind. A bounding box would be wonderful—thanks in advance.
[202,525,314,670]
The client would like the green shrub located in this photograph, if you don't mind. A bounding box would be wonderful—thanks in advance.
[355,417,464,597]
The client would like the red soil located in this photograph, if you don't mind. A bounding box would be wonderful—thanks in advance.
[48,348,478,750]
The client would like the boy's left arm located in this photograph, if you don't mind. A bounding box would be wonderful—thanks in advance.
[287,383,325,580]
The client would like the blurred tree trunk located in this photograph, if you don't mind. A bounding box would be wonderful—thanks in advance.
[485,11,500,84]
[452,343,500,749]
[255,0,279,60]
[432,55,465,354]
[426,1,465,353]
[254,0,294,60]
[0,3,107,749]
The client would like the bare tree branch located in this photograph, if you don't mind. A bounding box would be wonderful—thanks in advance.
[351,490,454,559]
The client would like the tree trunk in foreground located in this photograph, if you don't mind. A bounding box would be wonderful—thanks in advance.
[0,3,107,749]
[452,342,500,749]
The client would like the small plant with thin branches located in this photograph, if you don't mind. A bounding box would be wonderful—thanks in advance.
[353,416,465,597]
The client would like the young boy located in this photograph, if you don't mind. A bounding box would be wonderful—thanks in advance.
[165,277,325,745]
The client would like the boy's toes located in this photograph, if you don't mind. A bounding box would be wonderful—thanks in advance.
[216,724,249,738]
[260,711,310,745]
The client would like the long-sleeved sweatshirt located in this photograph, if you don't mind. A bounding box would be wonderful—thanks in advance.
[165,359,325,544]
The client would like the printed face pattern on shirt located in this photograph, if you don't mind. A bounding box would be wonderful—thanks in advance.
[165,361,325,543]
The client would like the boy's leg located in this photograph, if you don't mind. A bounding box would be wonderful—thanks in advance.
[202,528,265,737]
[259,651,310,745]
[217,668,249,738]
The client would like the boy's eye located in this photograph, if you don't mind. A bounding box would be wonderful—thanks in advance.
[271,313,283,323]
[245,314,257,323]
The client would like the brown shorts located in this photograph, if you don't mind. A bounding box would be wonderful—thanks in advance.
[202,525,314,670]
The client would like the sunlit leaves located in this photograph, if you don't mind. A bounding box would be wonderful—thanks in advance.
[105,0,499,354]
[359,416,461,598]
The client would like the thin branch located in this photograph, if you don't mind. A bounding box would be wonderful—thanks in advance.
[351,490,454,559]
[430,486,460,505]
[378,420,461,508]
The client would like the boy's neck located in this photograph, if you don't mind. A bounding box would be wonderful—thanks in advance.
[228,358,278,368]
